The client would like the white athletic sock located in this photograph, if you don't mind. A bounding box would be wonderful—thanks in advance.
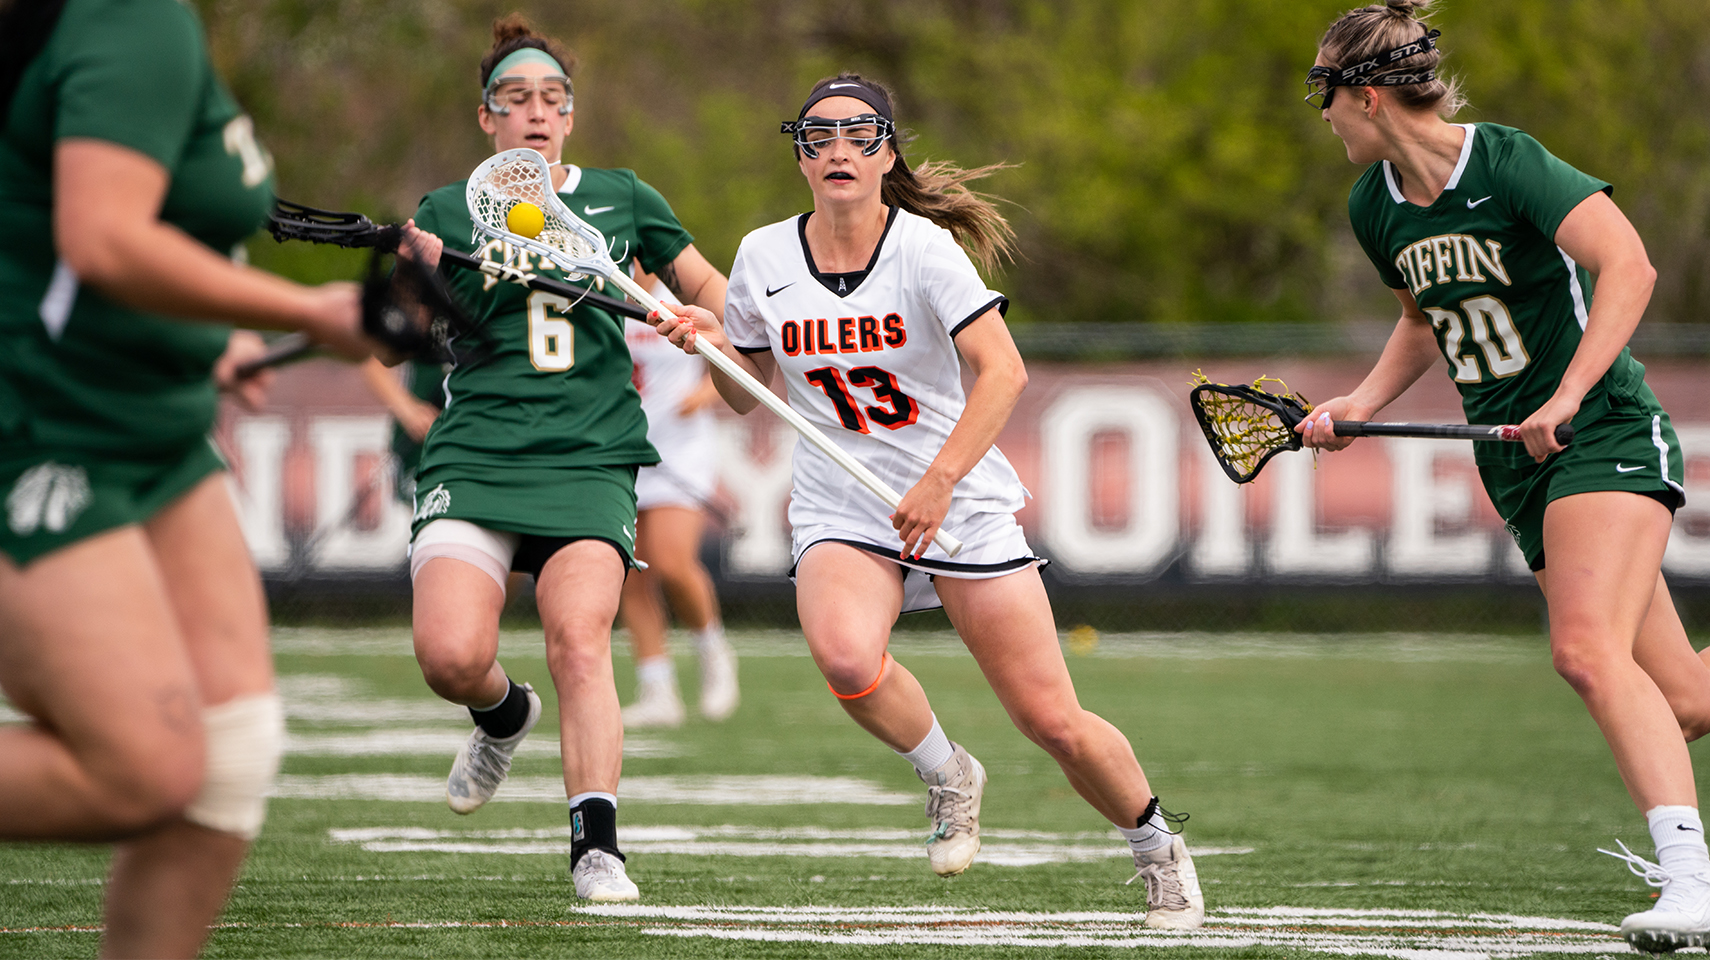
[1117,799,1175,854]
[1648,805,1710,877]
[691,622,726,653]
[636,655,676,688]
[568,791,617,810]
[897,715,955,775]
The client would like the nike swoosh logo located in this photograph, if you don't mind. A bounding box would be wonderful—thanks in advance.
[1679,824,1702,831]
[1616,463,1646,473]
[584,205,615,215]
[827,82,861,89]
[1467,196,1493,209]
[765,283,795,297]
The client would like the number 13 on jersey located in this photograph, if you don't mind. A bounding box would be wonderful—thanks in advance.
[804,366,919,434]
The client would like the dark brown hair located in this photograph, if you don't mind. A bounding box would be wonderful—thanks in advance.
[809,73,1017,275]
[1318,0,1465,116]
[479,13,576,88]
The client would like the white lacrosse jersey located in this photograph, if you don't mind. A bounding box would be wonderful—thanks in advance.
[724,207,1025,564]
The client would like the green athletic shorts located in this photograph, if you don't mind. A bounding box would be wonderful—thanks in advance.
[1479,385,1685,572]
[0,437,227,567]
[410,461,641,569]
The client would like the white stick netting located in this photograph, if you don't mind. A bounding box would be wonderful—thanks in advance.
[468,155,599,278]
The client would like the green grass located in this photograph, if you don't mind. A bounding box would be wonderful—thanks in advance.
[1,628,1695,958]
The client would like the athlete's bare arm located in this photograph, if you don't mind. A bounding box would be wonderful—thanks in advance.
[54,139,366,357]
[654,303,775,414]
[1516,191,1657,460]
[1298,287,1439,452]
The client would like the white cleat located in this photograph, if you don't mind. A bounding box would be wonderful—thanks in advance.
[621,676,686,729]
[1133,834,1205,930]
[1603,840,1710,953]
[573,849,640,902]
[697,637,740,722]
[920,742,986,877]
[445,683,541,815]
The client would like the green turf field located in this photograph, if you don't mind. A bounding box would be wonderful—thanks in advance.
[1,626,1694,958]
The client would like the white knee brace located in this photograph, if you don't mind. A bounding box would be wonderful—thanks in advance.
[184,692,285,840]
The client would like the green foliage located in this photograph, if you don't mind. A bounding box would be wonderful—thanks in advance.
[196,0,1710,325]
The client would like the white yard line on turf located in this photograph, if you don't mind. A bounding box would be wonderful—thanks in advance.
[326,823,1253,866]
[284,729,678,759]
[272,774,915,805]
[576,904,1623,956]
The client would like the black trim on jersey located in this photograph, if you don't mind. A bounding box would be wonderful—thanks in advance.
[797,205,900,298]
[949,296,1009,338]
[733,343,772,354]
[790,537,1043,579]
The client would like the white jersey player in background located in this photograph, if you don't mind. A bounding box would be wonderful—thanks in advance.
[617,269,739,727]
[654,73,1204,929]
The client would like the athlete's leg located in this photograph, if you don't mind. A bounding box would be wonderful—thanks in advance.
[640,506,718,631]
[619,564,670,664]
[0,529,204,840]
[934,568,1152,825]
[535,540,628,797]
[102,474,280,958]
[412,558,510,708]
[1626,573,1710,741]
[794,543,931,750]
[1541,491,1691,810]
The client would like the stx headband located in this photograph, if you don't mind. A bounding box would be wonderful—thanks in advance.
[1305,28,1440,109]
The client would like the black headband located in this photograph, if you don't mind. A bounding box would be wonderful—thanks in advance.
[1321,28,1440,87]
[797,78,894,123]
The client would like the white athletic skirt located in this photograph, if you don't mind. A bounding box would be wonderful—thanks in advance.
[791,507,1045,614]
[635,419,718,513]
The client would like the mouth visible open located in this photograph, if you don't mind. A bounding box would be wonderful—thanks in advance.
[826,171,854,181]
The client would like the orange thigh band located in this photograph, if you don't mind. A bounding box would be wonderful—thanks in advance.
[829,652,891,701]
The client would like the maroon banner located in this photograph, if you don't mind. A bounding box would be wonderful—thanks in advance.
[218,358,1710,584]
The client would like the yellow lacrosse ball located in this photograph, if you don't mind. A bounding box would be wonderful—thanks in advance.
[506,201,545,239]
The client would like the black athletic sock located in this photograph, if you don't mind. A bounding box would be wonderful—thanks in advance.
[570,798,624,867]
[469,679,530,739]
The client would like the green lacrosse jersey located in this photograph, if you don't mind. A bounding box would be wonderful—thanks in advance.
[1349,123,1647,467]
[411,166,691,472]
[0,0,275,455]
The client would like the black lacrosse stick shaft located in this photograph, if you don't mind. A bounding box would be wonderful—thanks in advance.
[1328,421,1575,445]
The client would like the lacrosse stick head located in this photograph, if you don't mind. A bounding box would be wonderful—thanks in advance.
[465,148,606,282]
[269,199,401,252]
[361,249,491,368]
[1188,371,1314,484]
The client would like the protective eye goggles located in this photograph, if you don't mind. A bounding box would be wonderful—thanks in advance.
[1304,29,1440,110]
[780,114,895,159]
[485,75,574,116]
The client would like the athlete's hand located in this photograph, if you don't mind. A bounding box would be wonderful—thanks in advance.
[301,281,375,361]
[214,330,275,410]
[399,220,444,270]
[1296,396,1370,452]
[398,397,441,443]
[1518,393,1579,462]
[655,303,728,356]
[893,472,954,560]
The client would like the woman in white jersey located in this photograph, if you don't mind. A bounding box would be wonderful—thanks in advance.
[654,74,1203,928]
[618,268,739,728]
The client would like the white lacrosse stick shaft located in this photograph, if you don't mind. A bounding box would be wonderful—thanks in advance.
[467,148,962,558]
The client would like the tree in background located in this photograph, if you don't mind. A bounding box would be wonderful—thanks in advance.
[202,0,1710,327]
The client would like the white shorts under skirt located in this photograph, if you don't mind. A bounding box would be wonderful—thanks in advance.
[635,428,718,513]
[790,509,1045,614]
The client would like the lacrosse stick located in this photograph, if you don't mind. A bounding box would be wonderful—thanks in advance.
[268,200,648,322]
[235,332,315,378]
[466,148,962,557]
[1189,371,1574,484]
